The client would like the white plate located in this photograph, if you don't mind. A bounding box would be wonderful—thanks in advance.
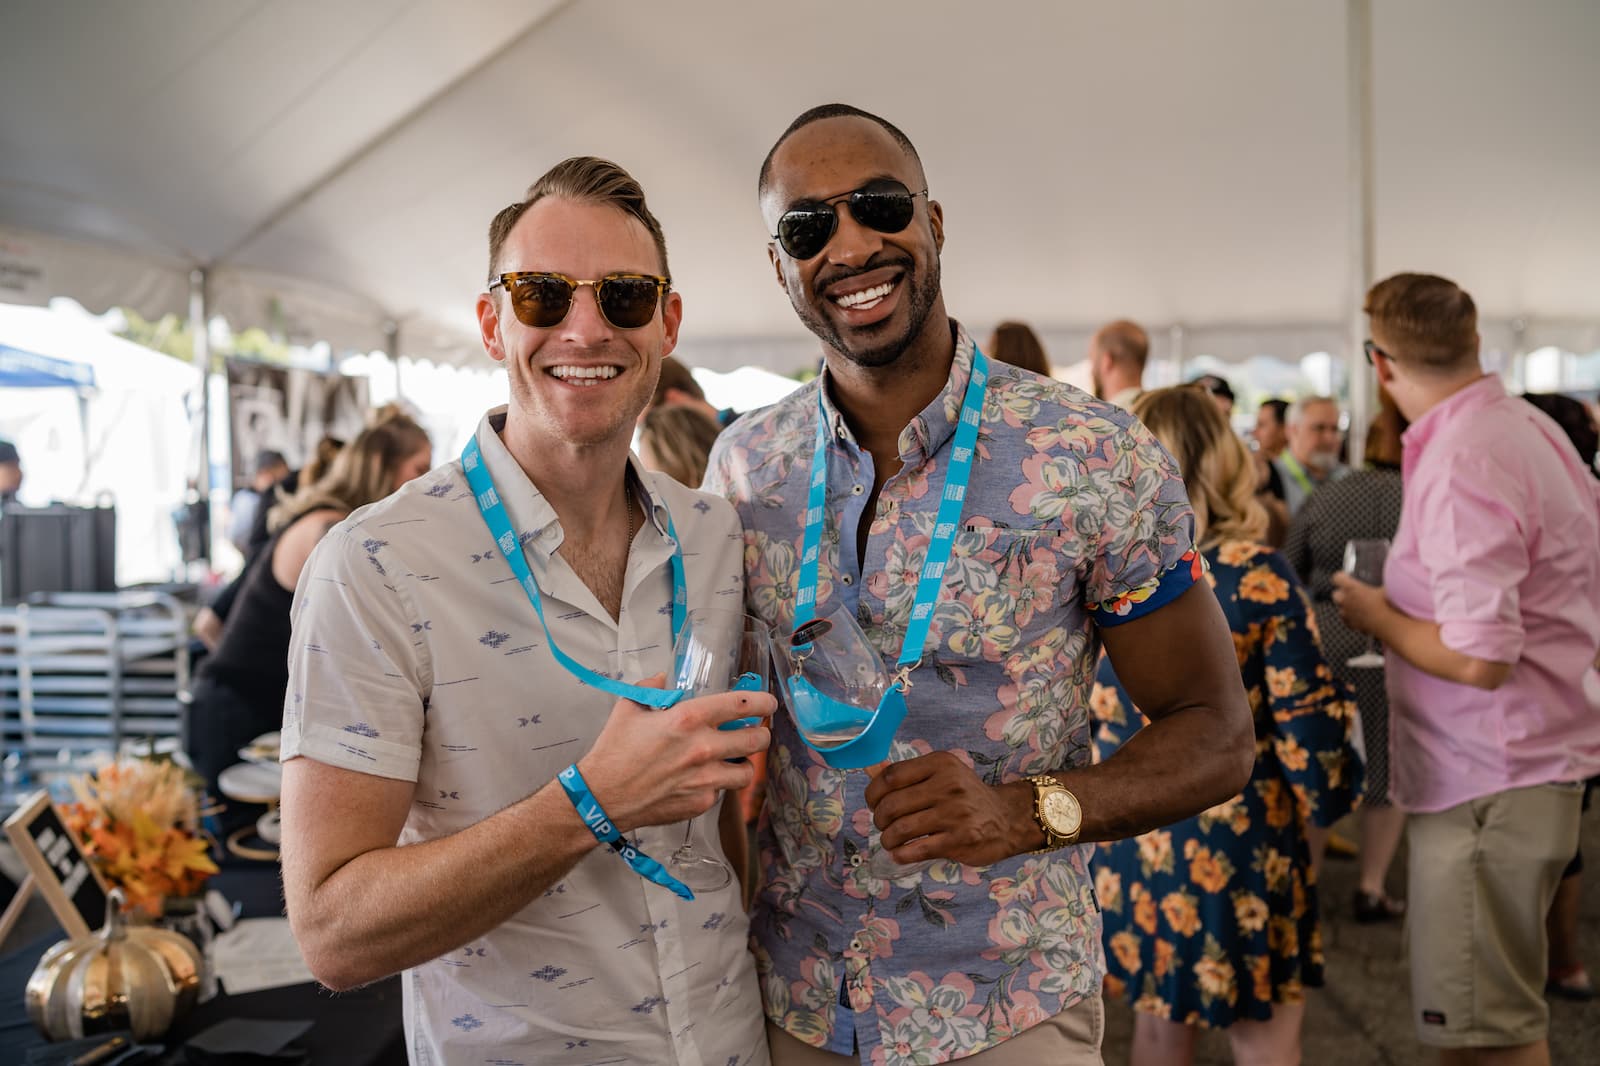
[218,761,283,803]
[238,730,281,765]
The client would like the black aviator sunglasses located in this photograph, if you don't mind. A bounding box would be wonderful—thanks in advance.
[772,179,928,260]
[1363,339,1389,365]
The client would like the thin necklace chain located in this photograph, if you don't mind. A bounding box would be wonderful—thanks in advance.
[625,481,635,543]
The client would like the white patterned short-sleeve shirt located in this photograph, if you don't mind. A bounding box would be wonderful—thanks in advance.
[282,407,768,1066]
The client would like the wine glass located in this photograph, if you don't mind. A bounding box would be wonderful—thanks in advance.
[775,604,886,752]
[668,608,774,891]
[775,605,929,881]
[1343,539,1389,668]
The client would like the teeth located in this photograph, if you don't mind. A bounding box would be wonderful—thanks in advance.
[549,365,620,384]
[834,282,894,310]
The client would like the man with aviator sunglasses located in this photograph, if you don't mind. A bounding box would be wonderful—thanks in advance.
[706,105,1255,1064]
[279,157,775,1064]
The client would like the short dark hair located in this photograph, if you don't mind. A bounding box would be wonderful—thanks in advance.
[254,449,287,474]
[1190,374,1235,405]
[758,104,922,198]
[1524,393,1599,477]
[653,357,705,405]
[1364,272,1477,372]
[1259,398,1289,425]
[486,156,669,282]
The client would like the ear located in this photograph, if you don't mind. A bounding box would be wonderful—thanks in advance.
[927,198,945,253]
[658,289,684,360]
[476,292,507,364]
[767,242,786,288]
[1373,352,1396,388]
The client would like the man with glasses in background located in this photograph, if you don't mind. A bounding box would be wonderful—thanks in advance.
[1336,273,1600,1066]
[279,157,775,1065]
[705,104,1255,1065]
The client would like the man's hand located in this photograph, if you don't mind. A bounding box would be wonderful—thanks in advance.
[864,751,1035,866]
[1331,571,1388,635]
[577,676,776,835]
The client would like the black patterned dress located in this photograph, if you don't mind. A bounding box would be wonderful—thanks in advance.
[1091,542,1362,1027]
[1282,466,1402,805]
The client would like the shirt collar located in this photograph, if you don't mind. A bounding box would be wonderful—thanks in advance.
[474,406,667,558]
[813,320,976,465]
[1402,374,1505,463]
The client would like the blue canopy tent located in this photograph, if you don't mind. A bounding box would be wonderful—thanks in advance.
[0,345,95,390]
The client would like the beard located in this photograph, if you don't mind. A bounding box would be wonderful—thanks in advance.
[788,252,941,371]
[1308,449,1342,474]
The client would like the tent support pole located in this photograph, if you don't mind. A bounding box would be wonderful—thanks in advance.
[1346,0,1376,455]
[188,267,212,567]
[385,320,402,400]
[1169,323,1186,387]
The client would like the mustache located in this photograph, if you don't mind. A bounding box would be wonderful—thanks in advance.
[811,253,914,299]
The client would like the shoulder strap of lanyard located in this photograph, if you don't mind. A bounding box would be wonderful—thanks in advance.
[461,436,686,709]
[794,348,990,677]
[1278,452,1315,497]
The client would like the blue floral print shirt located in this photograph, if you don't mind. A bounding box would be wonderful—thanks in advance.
[704,324,1202,1064]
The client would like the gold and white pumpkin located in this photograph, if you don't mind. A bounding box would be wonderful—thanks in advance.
[25,889,205,1041]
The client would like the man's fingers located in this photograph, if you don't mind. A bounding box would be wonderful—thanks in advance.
[865,752,956,806]
[878,806,948,851]
[686,690,777,727]
[871,778,946,831]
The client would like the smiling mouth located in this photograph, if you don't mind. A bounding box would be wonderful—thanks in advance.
[833,280,897,311]
[547,364,621,386]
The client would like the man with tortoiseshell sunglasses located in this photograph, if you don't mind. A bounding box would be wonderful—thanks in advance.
[279,157,774,1065]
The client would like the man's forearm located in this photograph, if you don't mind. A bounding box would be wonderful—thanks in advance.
[289,781,597,991]
[1370,602,1513,690]
[1056,702,1254,845]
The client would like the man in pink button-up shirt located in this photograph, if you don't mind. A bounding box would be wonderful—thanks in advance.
[1336,273,1600,1066]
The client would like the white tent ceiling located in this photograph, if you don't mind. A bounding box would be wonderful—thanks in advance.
[1,0,1596,375]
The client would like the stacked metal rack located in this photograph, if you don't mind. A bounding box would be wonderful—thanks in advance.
[0,591,191,808]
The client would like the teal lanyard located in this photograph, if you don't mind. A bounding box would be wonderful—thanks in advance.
[461,436,687,709]
[794,348,989,687]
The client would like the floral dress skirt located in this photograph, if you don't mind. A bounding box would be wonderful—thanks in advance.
[1091,541,1362,1027]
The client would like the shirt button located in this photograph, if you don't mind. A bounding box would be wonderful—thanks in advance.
[851,484,864,496]
[842,575,854,586]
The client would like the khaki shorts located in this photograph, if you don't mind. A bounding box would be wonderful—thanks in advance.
[767,993,1104,1065]
[1406,781,1583,1048]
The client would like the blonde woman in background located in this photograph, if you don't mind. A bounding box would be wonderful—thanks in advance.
[1091,387,1362,1066]
[188,413,432,821]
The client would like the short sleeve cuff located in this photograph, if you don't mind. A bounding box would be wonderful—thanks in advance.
[281,721,422,783]
[1438,618,1524,665]
[1091,548,1205,628]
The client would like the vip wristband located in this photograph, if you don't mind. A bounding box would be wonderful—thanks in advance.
[556,763,694,901]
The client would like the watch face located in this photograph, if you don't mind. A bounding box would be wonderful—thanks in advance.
[1042,790,1082,836]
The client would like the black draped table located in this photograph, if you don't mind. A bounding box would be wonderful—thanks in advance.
[0,866,405,1064]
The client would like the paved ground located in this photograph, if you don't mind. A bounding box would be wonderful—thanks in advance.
[1100,809,1600,1064]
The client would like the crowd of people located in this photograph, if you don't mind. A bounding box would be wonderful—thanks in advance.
[176,102,1600,1066]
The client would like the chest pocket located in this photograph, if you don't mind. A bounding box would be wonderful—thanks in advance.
[925,525,1086,667]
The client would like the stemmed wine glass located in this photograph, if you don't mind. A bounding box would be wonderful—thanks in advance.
[669,608,774,891]
[1343,539,1390,668]
[775,604,930,880]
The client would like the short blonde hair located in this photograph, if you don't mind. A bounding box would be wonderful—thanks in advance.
[1131,387,1267,550]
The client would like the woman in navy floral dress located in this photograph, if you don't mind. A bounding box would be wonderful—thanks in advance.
[1091,388,1362,1065]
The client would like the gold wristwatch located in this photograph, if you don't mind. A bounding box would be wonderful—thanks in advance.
[1026,775,1083,851]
